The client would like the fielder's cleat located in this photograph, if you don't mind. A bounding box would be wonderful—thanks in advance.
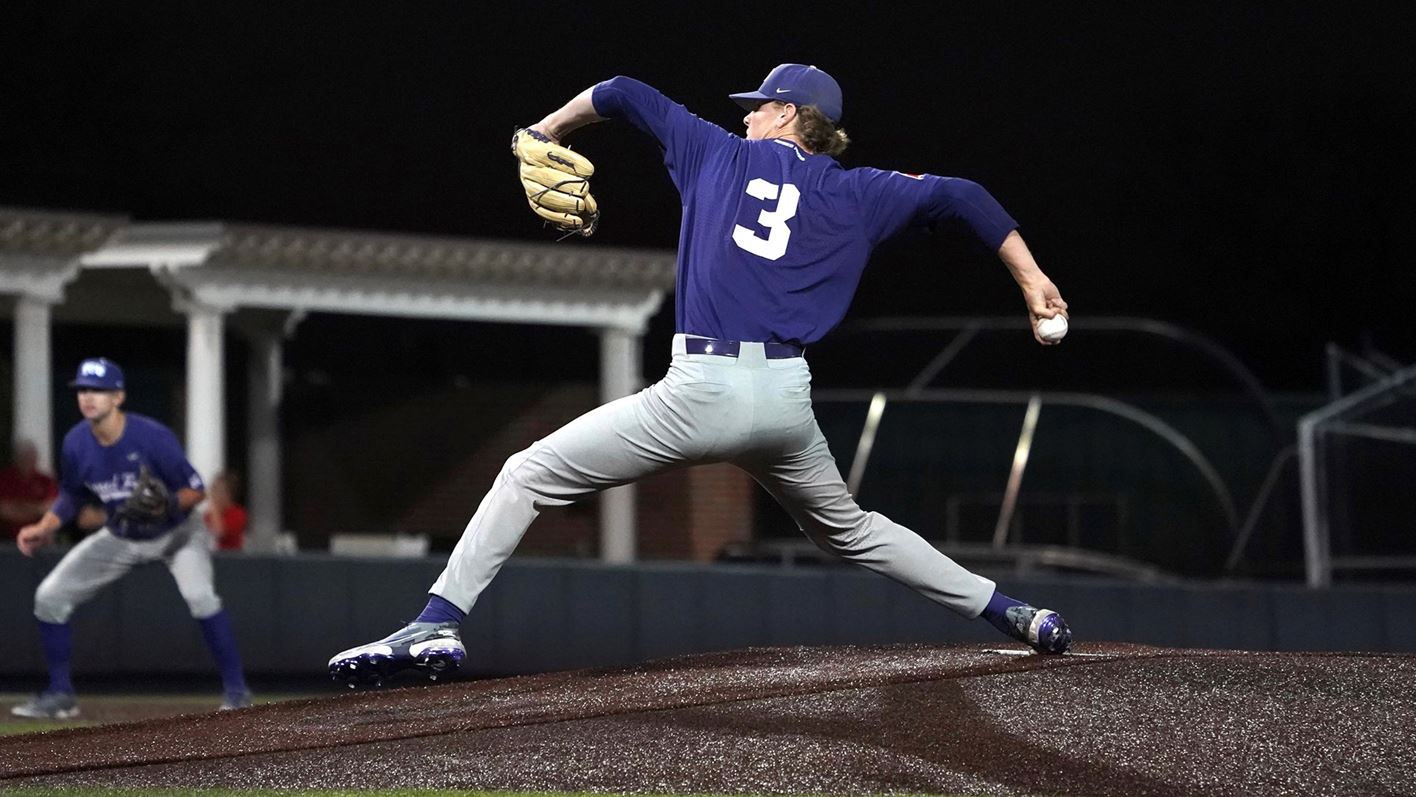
[219,689,253,710]
[328,620,465,687]
[10,690,80,720]
[1004,605,1073,655]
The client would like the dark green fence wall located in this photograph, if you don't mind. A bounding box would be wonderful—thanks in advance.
[1,550,1409,679]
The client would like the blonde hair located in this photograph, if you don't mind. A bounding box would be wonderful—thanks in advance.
[794,105,850,157]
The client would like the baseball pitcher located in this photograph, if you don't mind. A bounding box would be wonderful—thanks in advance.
[330,64,1073,685]
[11,358,251,718]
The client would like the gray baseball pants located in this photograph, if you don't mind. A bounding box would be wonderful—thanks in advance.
[431,334,995,618]
[33,514,223,624]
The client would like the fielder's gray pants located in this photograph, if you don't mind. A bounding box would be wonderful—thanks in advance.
[33,515,223,624]
[432,334,995,618]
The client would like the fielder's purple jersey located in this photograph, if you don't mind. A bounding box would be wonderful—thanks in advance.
[51,413,204,538]
[592,76,1019,346]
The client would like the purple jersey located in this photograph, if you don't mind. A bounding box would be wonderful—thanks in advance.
[592,76,1019,346]
[51,413,204,538]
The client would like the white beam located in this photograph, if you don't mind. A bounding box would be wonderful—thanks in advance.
[79,223,223,270]
[12,295,54,472]
[184,302,226,487]
[186,281,666,333]
[598,328,642,564]
[0,259,74,303]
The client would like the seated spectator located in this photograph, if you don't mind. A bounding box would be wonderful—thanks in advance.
[0,440,58,541]
[204,471,248,551]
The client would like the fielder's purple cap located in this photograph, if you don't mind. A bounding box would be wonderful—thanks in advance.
[729,63,843,123]
[68,357,125,390]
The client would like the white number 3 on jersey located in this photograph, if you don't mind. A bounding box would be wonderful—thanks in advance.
[732,178,800,261]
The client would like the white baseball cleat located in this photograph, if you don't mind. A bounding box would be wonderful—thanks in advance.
[10,690,80,719]
[328,620,465,688]
[219,689,254,710]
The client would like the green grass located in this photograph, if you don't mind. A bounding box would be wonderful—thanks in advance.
[0,791,960,797]
[0,719,97,735]
[0,693,321,737]
[0,791,600,797]
[0,791,627,796]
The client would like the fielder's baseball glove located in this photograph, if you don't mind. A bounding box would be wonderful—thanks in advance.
[113,465,177,538]
[512,127,599,237]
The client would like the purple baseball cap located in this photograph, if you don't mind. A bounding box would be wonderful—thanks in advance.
[68,357,125,390]
[729,63,843,123]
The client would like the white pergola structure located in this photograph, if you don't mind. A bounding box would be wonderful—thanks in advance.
[0,209,128,474]
[0,208,676,561]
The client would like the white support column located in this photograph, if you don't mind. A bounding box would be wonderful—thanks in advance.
[246,331,283,553]
[1297,417,1330,588]
[184,301,226,488]
[598,327,642,564]
[13,295,54,472]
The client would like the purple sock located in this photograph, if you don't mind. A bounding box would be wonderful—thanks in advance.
[415,594,466,625]
[38,621,73,694]
[980,589,1027,638]
[197,610,249,696]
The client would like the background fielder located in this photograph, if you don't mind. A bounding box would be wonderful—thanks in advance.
[330,63,1073,685]
[12,357,251,718]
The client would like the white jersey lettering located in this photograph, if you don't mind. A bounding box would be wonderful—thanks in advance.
[732,178,800,261]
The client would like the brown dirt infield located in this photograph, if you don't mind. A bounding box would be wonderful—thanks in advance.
[1,642,1413,796]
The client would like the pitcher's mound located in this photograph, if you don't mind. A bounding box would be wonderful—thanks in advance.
[3,643,1413,796]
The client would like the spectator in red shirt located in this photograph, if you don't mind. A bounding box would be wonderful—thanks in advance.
[203,471,248,552]
[0,440,58,540]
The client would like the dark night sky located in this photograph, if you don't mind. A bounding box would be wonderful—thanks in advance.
[3,3,1414,391]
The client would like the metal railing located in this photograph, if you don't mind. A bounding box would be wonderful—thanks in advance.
[764,316,1416,584]
[1299,362,1416,586]
[849,316,1284,430]
[812,315,1294,580]
[818,386,1240,579]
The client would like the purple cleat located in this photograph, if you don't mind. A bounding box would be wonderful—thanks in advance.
[328,620,465,687]
[1005,605,1073,655]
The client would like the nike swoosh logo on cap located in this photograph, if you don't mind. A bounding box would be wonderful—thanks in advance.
[775,88,791,93]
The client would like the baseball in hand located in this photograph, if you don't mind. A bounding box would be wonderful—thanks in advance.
[1037,314,1069,342]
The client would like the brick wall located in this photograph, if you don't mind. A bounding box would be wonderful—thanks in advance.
[638,464,755,560]
[286,381,754,561]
